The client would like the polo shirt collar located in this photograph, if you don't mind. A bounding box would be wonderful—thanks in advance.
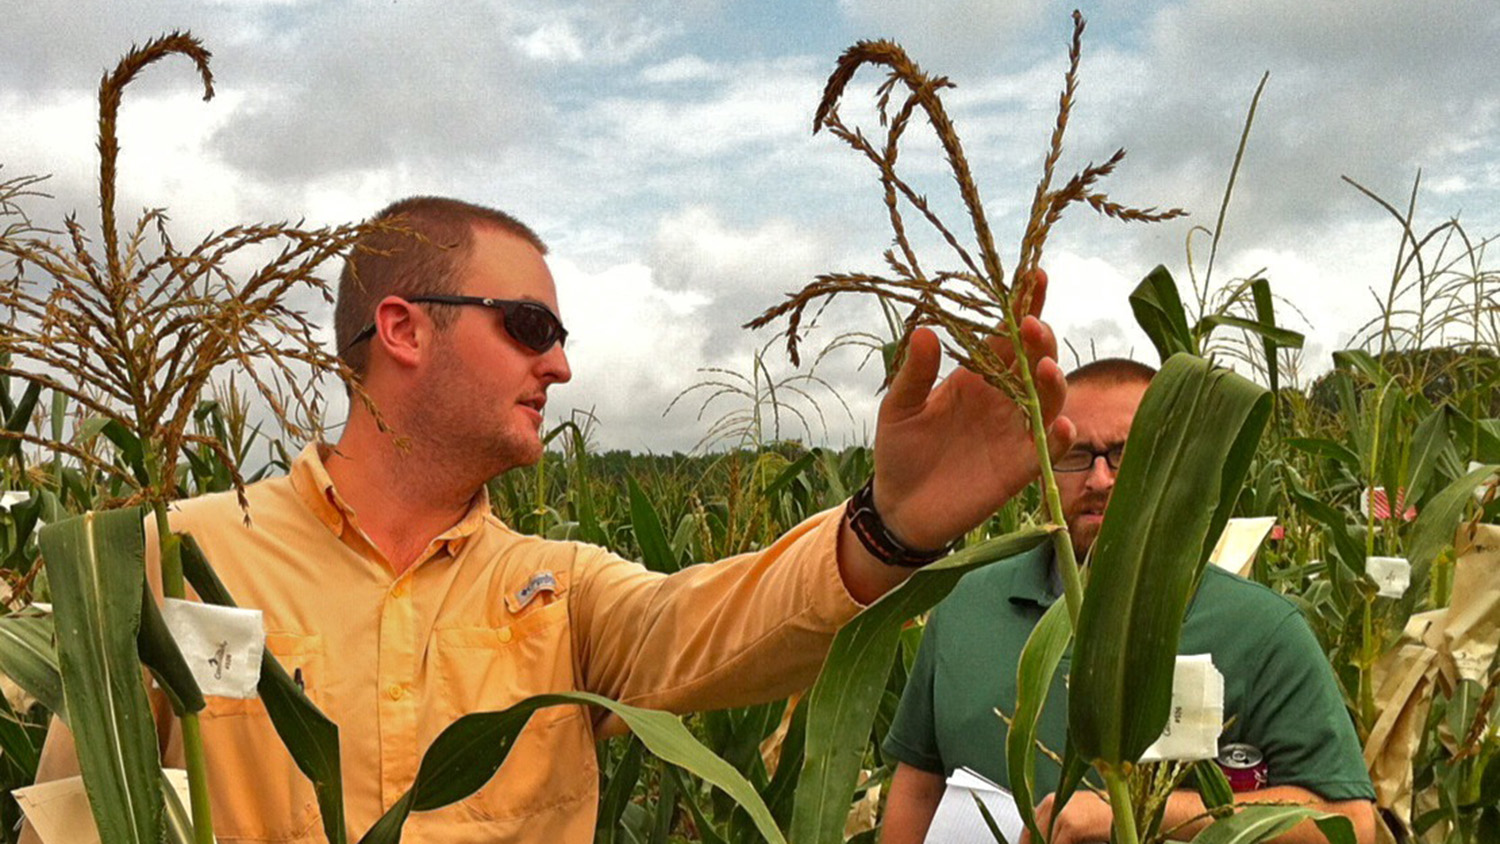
[1006,541,1060,608]
[289,443,490,555]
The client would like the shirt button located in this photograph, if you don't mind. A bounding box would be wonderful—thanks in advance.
[391,581,407,598]
[497,627,513,644]
[386,683,405,701]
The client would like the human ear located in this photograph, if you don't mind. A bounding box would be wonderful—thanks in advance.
[372,296,425,369]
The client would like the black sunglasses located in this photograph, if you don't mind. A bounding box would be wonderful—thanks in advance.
[1054,443,1125,473]
[346,295,568,354]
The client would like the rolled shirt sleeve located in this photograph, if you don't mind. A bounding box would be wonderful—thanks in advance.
[570,505,865,712]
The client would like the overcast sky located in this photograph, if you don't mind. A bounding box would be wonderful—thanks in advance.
[3,1,1496,453]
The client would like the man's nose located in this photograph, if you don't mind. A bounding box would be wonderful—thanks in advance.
[540,344,572,385]
[1083,455,1116,490]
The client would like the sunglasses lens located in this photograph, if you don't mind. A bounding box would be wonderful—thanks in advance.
[505,303,563,352]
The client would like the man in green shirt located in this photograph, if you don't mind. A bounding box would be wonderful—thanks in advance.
[881,359,1375,844]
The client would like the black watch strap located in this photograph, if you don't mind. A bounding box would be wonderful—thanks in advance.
[843,478,954,568]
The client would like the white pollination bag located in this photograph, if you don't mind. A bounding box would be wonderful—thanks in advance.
[1139,654,1224,762]
[1366,556,1411,599]
[162,598,265,698]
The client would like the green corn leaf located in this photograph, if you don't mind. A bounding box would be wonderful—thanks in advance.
[1249,278,1285,396]
[763,696,808,829]
[670,512,701,564]
[135,585,205,716]
[1006,592,1072,844]
[598,736,646,844]
[1193,314,1306,350]
[357,691,784,844]
[1069,355,1271,765]
[0,612,65,721]
[627,475,678,573]
[1448,407,1500,464]
[50,387,66,447]
[0,381,41,461]
[1193,759,1235,812]
[1188,805,1356,844]
[179,534,349,844]
[0,681,41,780]
[791,527,1053,844]
[1282,475,1362,579]
[1129,266,1197,362]
[1285,437,1362,470]
[972,791,1011,844]
[1050,733,1091,831]
[649,757,679,844]
[1405,406,1453,503]
[1374,384,1405,510]
[73,416,150,485]
[40,508,162,844]
[668,766,730,844]
[1406,463,1498,582]
[3,492,45,569]
[1479,807,1500,844]
[1332,350,1388,387]
[559,423,605,547]
[759,451,818,500]
[1480,749,1500,807]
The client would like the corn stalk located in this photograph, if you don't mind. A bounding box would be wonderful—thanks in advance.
[0,31,392,843]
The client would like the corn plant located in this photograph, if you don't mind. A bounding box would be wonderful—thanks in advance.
[744,12,1374,844]
[0,30,411,843]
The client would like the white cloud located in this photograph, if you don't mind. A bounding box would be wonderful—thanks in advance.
[648,205,845,355]
[548,256,717,451]
[516,20,588,63]
[587,57,822,161]
[3,0,1493,457]
[640,54,724,84]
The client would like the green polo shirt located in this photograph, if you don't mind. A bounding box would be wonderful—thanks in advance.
[884,545,1374,801]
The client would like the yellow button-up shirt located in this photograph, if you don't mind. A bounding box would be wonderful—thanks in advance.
[35,445,861,843]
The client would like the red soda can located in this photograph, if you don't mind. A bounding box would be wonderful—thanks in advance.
[1217,743,1268,792]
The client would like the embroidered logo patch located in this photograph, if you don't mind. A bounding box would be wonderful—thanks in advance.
[515,571,558,610]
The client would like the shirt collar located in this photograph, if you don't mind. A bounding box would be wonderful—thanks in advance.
[289,442,490,556]
[1007,541,1060,608]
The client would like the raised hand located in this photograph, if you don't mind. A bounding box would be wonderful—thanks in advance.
[871,273,1073,551]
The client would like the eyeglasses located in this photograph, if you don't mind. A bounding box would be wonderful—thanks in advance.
[346,295,568,354]
[1054,444,1125,473]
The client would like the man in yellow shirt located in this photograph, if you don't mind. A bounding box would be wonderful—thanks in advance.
[29,196,1071,843]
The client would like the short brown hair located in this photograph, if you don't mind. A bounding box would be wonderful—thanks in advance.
[335,196,547,375]
[1067,357,1157,387]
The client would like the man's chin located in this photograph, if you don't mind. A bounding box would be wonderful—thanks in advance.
[507,441,544,470]
[1068,522,1100,561]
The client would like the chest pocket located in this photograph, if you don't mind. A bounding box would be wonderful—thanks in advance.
[429,596,596,822]
[200,631,325,842]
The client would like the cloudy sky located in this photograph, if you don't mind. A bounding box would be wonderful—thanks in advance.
[3,1,1496,453]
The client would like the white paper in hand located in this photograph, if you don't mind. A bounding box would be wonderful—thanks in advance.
[925,767,1024,844]
[1140,654,1224,762]
[162,598,265,698]
[15,770,196,844]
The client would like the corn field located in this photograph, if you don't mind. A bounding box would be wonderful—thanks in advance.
[1,258,1496,842]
